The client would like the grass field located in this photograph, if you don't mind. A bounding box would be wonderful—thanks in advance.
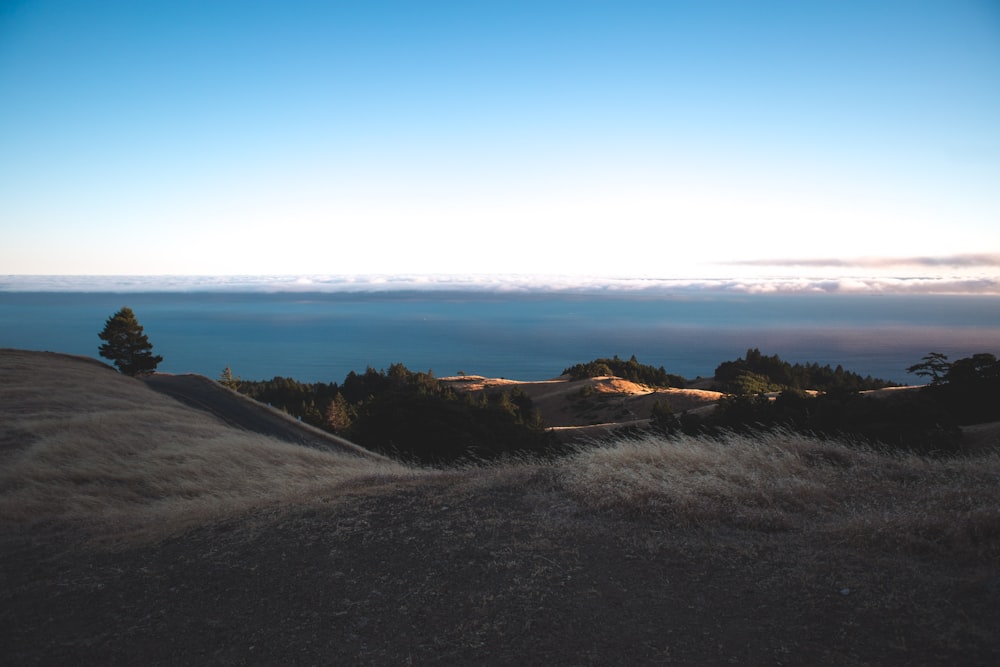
[2,348,998,664]
[3,349,998,555]
[0,349,414,542]
[561,430,1000,556]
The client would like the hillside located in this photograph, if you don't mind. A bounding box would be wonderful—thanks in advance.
[2,349,999,665]
[440,374,722,439]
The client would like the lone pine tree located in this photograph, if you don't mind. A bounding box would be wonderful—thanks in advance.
[98,307,163,376]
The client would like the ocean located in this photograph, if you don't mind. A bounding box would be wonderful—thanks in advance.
[2,290,999,384]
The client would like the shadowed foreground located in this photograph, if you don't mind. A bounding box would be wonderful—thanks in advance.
[1,350,998,665]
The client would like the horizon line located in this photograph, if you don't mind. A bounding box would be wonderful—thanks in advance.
[2,273,1000,296]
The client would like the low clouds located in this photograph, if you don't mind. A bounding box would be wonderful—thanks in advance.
[3,273,999,295]
[726,254,1000,269]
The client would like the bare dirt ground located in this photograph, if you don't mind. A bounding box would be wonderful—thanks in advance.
[2,353,998,665]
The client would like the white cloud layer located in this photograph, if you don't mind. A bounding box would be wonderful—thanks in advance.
[725,254,1000,269]
[2,273,999,295]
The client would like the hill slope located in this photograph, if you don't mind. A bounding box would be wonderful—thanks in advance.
[142,372,381,457]
[2,349,999,665]
[0,349,409,540]
[441,374,722,438]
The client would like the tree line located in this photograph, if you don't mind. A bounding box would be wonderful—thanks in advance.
[563,355,685,387]
[651,351,1000,455]
[96,307,996,460]
[714,347,896,394]
[236,364,556,465]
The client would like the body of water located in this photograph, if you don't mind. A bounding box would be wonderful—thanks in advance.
[2,290,999,384]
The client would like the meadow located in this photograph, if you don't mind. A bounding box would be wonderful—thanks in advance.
[2,348,998,664]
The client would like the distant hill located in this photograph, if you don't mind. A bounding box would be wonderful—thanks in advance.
[440,374,722,441]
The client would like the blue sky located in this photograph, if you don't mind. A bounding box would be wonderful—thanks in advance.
[1,1,998,288]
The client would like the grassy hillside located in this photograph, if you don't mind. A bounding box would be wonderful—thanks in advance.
[441,374,722,432]
[2,349,999,664]
[0,349,413,542]
[563,430,1000,551]
[3,348,998,551]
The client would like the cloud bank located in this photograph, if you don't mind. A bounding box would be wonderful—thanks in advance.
[725,253,1000,270]
[2,273,999,295]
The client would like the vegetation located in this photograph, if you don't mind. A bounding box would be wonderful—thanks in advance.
[7,348,998,547]
[6,347,999,550]
[238,363,555,464]
[97,306,163,376]
[908,352,1000,425]
[650,351,999,455]
[5,349,999,665]
[661,389,961,454]
[235,349,997,460]
[339,364,554,464]
[218,365,241,390]
[563,354,685,387]
[239,375,339,427]
[0,349,408,541]
[563,428,1000,546]
[715,347,896,394]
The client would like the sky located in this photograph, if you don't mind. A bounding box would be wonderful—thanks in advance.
[1,1,999,290]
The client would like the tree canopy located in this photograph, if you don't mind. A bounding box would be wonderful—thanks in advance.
[562,355,684,387]
[908,352,1000,425]
[715,348,895,394]
[97,307,163,376]
[237,363,555,464]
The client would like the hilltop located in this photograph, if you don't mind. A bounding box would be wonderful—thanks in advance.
[2,349,999,665]
[440,374,723,439]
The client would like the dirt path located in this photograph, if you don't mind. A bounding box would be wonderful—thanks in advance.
[143,373,382,460]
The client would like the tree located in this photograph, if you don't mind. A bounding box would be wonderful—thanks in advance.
[218,365,240,390]
[906,352,950,385]
[731,370,775,396]
[98,307,163,376]
[649,398,679,433]
[325,393,353,431]
[944,353,999,387]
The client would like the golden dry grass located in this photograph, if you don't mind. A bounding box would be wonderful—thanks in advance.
[4,349,998,560]
[0,350,415,542]
[441,374,722,429]
[5,351,1000,665]
[560,430,1000,557]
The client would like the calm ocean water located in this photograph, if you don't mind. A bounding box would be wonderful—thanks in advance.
[2,291,999,384]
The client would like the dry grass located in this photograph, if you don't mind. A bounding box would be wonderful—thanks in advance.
[559,429,1000,558]
[4,349,998,561]
[441,374,723,428]
[5,350,999,664]
[0,350,415,542]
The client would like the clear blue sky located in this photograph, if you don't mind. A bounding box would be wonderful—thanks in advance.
[1,1,998,285]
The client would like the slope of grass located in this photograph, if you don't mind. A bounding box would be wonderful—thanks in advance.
[560,430,1000,558]
[0,350,415,542]
[4,348,998,561]
[4,349,1000,664]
